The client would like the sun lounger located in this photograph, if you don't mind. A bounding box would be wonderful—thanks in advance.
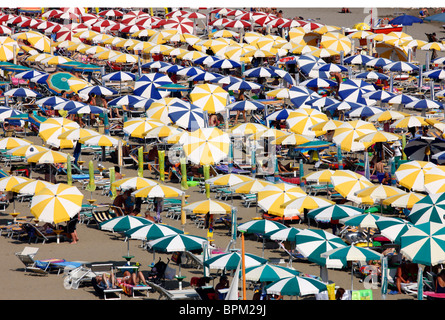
[116,278,151,298]
[90,263,124,300]
[148,281,201,300]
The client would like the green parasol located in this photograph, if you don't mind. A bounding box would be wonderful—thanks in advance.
[66,154,72,186]
[138,147,144,178]
[85,160,96,198]
[109,166,117,200]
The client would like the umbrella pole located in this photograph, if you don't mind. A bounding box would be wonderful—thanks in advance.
[241,230,246,300]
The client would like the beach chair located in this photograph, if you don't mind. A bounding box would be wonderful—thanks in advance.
[91,209,114,228]
[147,281,201,300]
[90,264,124,300]
[21,223,62,244]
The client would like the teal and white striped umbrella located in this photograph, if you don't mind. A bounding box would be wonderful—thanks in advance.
[340,213,382,229]
[308,204,363,222]
[400,222,445,266]
[265,276,327,296]
[147,234,207,252]
[242,264,300,282]
[237,219,287,235]
[375,217,414,244]
[100,215,152,232]
[124,223,183,240]
[204,252,267,271]
[295,229,347,268]
[321,245,383,262]
[408,192,445,225]
[265,227,300,242]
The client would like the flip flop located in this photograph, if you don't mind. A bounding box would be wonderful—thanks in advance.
[389,290,399,295]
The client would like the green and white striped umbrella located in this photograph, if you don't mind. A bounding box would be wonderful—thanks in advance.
[375,217,414,244]
[237,219,287,235]
[340,213,382,229]
[124,223,183,240]
[147,234,207,252]
[321,244,382,261]
[100,215,152,232]
[400,222,445,266]
[204,252,267,271]
[242,264,300,282]
[265,276,327,296]
[307,204,364,222]
[295,229,347,268]
[408,192,445,225]
[265,227,300,242]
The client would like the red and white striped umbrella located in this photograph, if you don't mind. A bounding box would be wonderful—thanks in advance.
[299,21,324,32]
[92,19,116,29]
[98,9,124,17]
[125,10,149,17]
[163,17,194,34]
[267,18,291,28]
[227,9,248,17]
[56,30,78,42]
[0,26,12,35]
[136,16,161,28]
[120,24,145,34]
[7,16,30,25]
[19,18,42,29]
[224,19,252,29]
[209,18,231,27]
[55,11,80,20]
[43,24,67,34]
[121,16,138,25]
[253,14,277,26]
[106,23,126,32]
[166,9,190,18]
[60,7,83,15]
[210,8,232,16]
[42,9,63,18]
[35,21,56,31]
[280,20,305,28]
[184,12,207,20]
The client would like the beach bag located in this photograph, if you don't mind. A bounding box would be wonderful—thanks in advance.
[171,252,182,264]
[164,266,176,280]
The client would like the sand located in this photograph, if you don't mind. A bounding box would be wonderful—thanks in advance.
[2,6,443,303]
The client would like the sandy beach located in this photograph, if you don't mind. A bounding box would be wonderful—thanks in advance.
[2,6,445,306]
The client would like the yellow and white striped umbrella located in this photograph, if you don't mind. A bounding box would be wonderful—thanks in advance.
[132,29,157,38]
[163,32,196,44]
[382,192,426,209]
[149,29,178,44]
[145,98,178,124]
[7,144,49,157]
[210,29,239,39]
[314,25,342,35]
[80,45,109,55]
[39,55,73,65]
[243,31,263,44]
[420,42,445,51]
[332,120,376,152]
[0,137,32,150]
[108,53,139,64]
[183,199,232,215]
[68,78,92,93]
[0,36,17,61]
[132,183,184,198]
[26,53,53,63]
[161,47,188,57]
[54,39,82,48]
[30,183,84,224]
[38,117,79,144]
[308,47,341,58]
[143,125,183,139]
[354,131,402,143]
[93,49,121,61]
[112,177,158,190]
[224,43,257,62]
[66,43,90,52]
[182,127,230,165]
[27,150,72,164]
[16,31,51,52]
[181,33,202,46]
[79,134,124,147]
[288,27,318,46]
[176,50,207,61]
[190,83,230,114]
[258,182,307,216]
[291,44,319,55]
[303,169,336,184]
[0,176,32,191]
[383,32,413,46]
[367,110,409,122]
[230,179,273,194]
[280,195,335,216]
[231,123,268,136]
[89,33,113,43]
[165,131,190,144]
[74,30,99,39]
[391,116,428,129]
[424,166,445,194]
[123,118,164,138]
[349,30,373,39]
[143,44,173,54]
[127,41,156,52]
[115,39,141,49]
[395,160,437,192]
[57,128,100,141]
[12,180,54,195]
[272,133,316,146]
[330,170,373,202]
[251,128,290,140]
[206,173,254,187]
[241,48,277,58]
[320,32,352,55]
[375,42,409,61]
[401,39,427,49]
[309,119,345,136]
[286,108,329,137]
[354,184,406,201]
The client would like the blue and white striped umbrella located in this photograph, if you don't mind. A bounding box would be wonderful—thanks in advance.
[102,71,136,82]
[188,71,223,82]
[324,101,365,113]
[78,85,117,96]
[53,101,87,111]
[193,55,221,66]
[158,64,184,73]
[432,57,445,65]
[227,100,265,111]
[168,100,205,131]
[266,108,292,121]
[289,86,320,107]
[365,57,393,68]
[305,97,339,109]
[338,79,375,104]
[382,93,419,105]
[208,58,241,69]
[270,67,297,86]
[108,94,146,106]
[30,73,49,84]
[317,63,348,73]
[141,61,172,70]
[363,90,396,101]
[138,72,173,87]
[347,105,384,118]
[212,75,242,85]
[243,66,277,78]
[423,69,445,80]
[356,71,390,80]
[301,78,338,88]
[15,70,46,80]
[36,96,69,106]
[176,66,206,77]
[133,98,156,110]
[68,105,108,115]
[133,82,169,99]
[406,99,443,109]
[296,54,326,75]
[4,88,41,97]
[383,61,419,72]
[0,107,25,122]
[344,54,374,65]
[226,80,261,91]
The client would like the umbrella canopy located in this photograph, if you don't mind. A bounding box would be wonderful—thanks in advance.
[182,127,230,165]
[382,192,426,209]
[404,137,445,162]
[204,252,267,271]
[124,223,183,241]
[7,144,49,158]
[424,166,445,194]
[332,120,376,152]
[100,215,152,232]
[367,110,408,122]
[147,234,207,252]
[123,118,164,138]
[0,176,32,191]
[257,183,307,216]
[286,108,328,137]
[30,183,84,224]
[375,217,414,244]
[338,79,375,104]
[0,137,31,150]
[11,179,54,195]
[132,184,184,199]
[27,150,72,164]
[295,228,348,268]
[190,83,230,114]
[330,170,373,201]
[354,184,406,201]
[243,264,299,282]
[340,213,382,229]
[280,196,335,216]
[231,123,267,136]
[112,177,158,191]
[354,131,401,144]
[395,160,436,192]
[38,117,79,145]
[237,219,287,235]
[79,134,123,147]
[303,169,337,184]
[206,174,254,187]
[168,100,205,131]
[230,179,273,194]
[57,128,100,141]
[308,204,364,222]
[320,32,352,54]
[183,199,232,215]
[265,276,327,296]
[321,245,383,262]
[265,227,300,242]
[408,192,445,225]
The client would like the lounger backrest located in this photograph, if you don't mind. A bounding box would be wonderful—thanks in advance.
[20,246,39,257]
[91,263,114,275]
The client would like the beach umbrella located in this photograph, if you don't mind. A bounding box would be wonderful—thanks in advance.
[182,127,230,165]
[132,184,184,199]
[230,179,273,194]
[272,133,316,146]
[183,199,232,215]
[243,264,299,282]
[365,57,393,68]
[400,222,445,266]
[102,71,136,82]
[227,100,264,112]
[407,192,445,225]
[57,128,100,141]
[80,134,123,148]
[320,32,352,54]
[382,192,426,209]
[143,125,183,140]
[390,115,427,129]
[15,70,45,80]
[26,150,72,164]
[142,98,173,124]
[68,105,108,116]
[286,108,328,137]
[375,217,414,244]
[30,183,83,224]
[367,110,408,122]
[206,174,254,187]
[3,88,40,98]
[147,233,207,255]
[425,166,445,194]
[332,120,376,152]
[355,71,390,80]
[307,204,364,222]
[123,118,163,138]
[53,101,87,111]
[258,183,307,217]
[168,100,205,131]
[406,99,443,110]
[112,177,157,191]
[237,219,287,235]
[343,54,374,65]
[295,228,348,268]
[300,78,338,89]
[354,131,402,144]
[404,137,445,161]
[133,82,169,100]
[265,227,300,242]
[231,123,267,136]
[280,196,335,217]
[423,69,445,80]
[303,169,337,184]
[124,223,183,241]
[0,137,31,150]
[38,117,79,145]
[340,213,382,229]
[35,96,69,107]
[265,275,327,297]
[7,144,49,158]
[100,215,152,232]
[395,160,436,192]
[204,252,267,271]
[383,61,419,72]
[0,176,32,192]
[338,79,376,104]
[242,66,277,78]
[189,83,229,114]
[375,43,409,61]
[347,105,384,118]
[330,170,373,201]
[363,90,396,102]
[187,72,223,83]
[77,85,117,97]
